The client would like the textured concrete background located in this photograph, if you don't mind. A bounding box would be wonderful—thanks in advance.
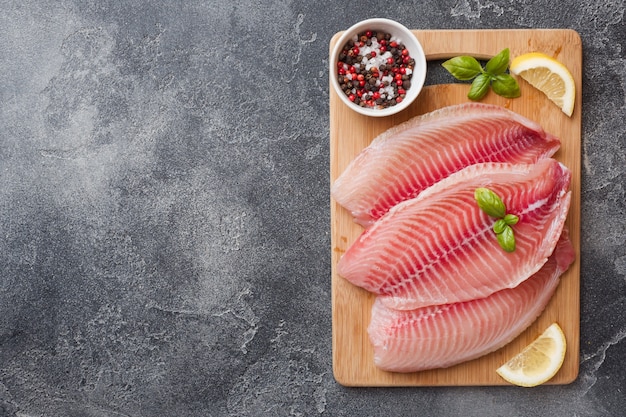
[0,1,624,416]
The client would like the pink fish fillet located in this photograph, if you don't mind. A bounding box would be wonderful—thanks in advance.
[331,103,561,227]
[368,231,575,373]
[337,158,571,310]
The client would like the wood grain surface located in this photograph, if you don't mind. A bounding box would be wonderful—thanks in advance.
[330,29,582,386]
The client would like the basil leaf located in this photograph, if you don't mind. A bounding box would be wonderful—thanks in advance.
[468,73,492,100]
[442,56,483,81]
[442,48,521,102]
[484,48,510,75]
[474,187,506,218]
[492,73,521,98]
[493,219,507,234]
[496,224,516,252]
[503,213,519,226]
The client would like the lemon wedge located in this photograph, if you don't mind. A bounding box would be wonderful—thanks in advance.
[510,52,576,117]
[496,323,566,387]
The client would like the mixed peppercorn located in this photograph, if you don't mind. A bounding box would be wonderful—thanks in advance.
[336,30,415,109]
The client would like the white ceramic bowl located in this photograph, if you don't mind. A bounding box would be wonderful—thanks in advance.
[330,18,427,117]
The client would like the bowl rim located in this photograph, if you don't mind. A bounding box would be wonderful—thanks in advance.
[330,18,427,118]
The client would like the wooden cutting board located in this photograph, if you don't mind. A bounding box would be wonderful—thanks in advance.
[330,29,582,386]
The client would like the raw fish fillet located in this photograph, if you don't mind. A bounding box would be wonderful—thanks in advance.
[337,159,571,309]
[368,231,575,373]
[331,103,561,227]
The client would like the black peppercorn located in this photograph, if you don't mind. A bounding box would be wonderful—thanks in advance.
[336,29,414,109]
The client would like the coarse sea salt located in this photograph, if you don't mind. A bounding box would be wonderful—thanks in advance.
[337,32,415,109]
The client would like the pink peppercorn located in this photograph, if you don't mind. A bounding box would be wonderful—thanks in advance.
[336,30,414,109]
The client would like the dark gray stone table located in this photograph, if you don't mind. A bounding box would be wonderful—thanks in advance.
[1,1,624,416]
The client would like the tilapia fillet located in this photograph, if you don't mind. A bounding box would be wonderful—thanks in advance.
[368,231,575,373]
[337,159,571,310]
[331,103,560,227]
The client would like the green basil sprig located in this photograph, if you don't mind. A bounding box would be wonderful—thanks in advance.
[474,187,519,253]
[442,48,521,101]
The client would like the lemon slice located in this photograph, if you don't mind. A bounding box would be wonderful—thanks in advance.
[496,323,566,387]
[510,52,576,117]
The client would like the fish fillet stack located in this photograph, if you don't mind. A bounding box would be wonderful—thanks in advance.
[331,103,575,373]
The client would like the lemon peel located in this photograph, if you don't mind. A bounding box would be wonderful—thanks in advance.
[510,52,576,117]
[496,322,566,387]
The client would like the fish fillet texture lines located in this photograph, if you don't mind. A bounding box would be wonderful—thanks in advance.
[331,103,560,227]
[368,231,575,372]
[337,159,571,310]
